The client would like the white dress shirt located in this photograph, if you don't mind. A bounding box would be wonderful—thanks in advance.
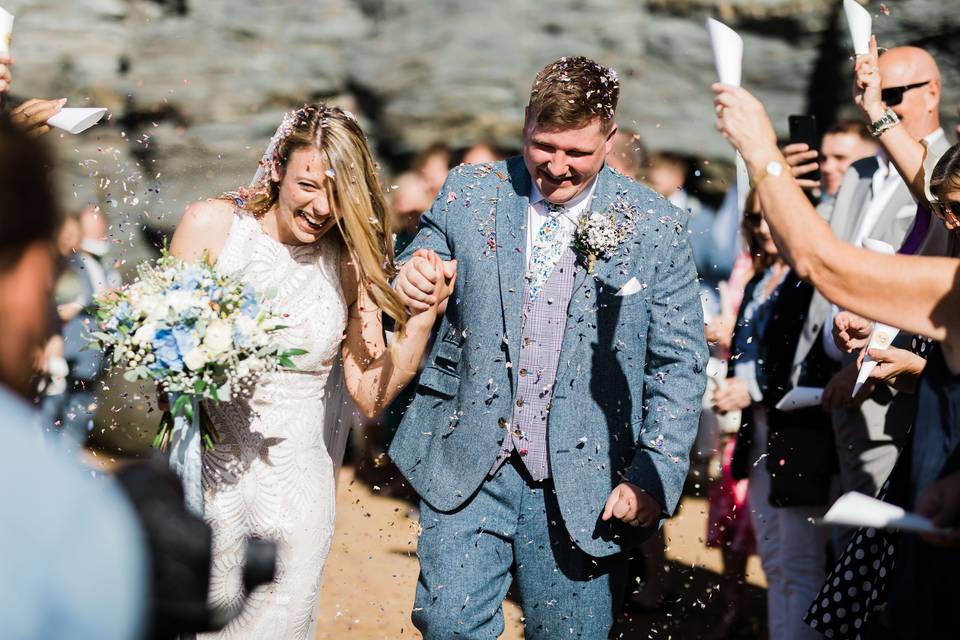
[525,175,600,271]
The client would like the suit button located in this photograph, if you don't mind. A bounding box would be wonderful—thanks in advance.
[519,368,528,377]
[516,398,525,407]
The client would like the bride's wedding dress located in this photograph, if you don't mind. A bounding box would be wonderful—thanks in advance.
[198,209,347,639]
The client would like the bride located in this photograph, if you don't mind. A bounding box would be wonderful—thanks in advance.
[168,104,449,638]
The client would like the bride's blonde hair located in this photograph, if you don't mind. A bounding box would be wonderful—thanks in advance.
[225,104,407,331]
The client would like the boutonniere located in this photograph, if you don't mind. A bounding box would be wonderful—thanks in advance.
[572,207,635,273]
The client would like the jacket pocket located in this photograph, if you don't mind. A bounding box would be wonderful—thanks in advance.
[418,365,461,398]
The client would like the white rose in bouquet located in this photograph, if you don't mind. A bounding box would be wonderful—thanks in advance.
[204,320,233,355]
[133,322,156,345]
[183,347,209,371]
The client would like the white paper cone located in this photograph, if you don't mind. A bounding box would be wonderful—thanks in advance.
[852,237,899,396]
[853,321,900,396]
[706,17,743,86]
[843,0,872,56]
[819,491,947,534]
[775,386,824,411]
[47,107,107,135]
[0,7,14,56]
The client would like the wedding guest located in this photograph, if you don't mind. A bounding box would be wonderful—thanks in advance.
[781,42,951,509]
[652,152,743,320]
[718,190,834,640]
[414,142,452,200]
[42,205,114,448]
[819,120,879,202]
[0,113,148,640]
[390,172,433,256]
[462,141,504,165]
[714,67,960,640]
[606,127,647,180]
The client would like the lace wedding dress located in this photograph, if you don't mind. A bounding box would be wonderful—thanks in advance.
[198,210,347,639]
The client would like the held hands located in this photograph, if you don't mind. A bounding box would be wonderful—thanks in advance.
[602,482,662,528]
[833,311,874,354]
[401,250,456,332]
[853,35,885,121]
[396,249,457,314]
[712,84,778,164]
[916,471,960,547]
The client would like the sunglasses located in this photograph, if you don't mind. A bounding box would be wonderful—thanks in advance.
[930,198,960,221]
[881,80,931,107]
[745,211,763,226]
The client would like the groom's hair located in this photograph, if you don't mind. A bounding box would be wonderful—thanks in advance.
[528,56,620,134]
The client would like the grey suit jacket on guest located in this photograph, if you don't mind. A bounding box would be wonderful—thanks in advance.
[789,133,952,494]
[389,157,707,557]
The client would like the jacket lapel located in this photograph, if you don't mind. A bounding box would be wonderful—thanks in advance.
[555,167,621,385]
[496,157,532,388]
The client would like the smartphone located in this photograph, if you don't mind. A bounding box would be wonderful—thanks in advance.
[788,114,821,183]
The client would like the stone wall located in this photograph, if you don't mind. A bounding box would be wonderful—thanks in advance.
[5,0,958,224]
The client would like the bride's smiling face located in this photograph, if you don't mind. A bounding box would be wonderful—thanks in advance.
[271,146,337,245]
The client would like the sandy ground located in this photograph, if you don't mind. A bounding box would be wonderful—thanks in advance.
[316,467,767,639]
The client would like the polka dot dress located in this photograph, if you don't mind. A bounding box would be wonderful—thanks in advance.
[805,334,932,637]
[804,524,896,638]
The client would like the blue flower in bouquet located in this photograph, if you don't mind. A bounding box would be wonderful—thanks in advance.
[174,265,204,291]
[153,328,184,372]
[172,324,197,356]
[241,284,259,317]
[233,324,250,349]
[105,300,133,331]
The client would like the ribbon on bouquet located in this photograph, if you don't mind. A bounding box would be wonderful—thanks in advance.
[167,393,204,517]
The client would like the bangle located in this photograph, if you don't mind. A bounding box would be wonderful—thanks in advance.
[869,108,900,137]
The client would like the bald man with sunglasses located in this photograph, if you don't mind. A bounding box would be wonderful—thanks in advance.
[781,43,952,516]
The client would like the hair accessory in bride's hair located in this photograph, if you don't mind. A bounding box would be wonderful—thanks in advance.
[254,105,313,187]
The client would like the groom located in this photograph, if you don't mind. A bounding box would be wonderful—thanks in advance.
[390,56,706,638]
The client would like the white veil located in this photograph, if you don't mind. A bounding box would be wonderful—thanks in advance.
[250,109,355,482]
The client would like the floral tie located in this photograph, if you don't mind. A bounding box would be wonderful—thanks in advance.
[526,202,567,301]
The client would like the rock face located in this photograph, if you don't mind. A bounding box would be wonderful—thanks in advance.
[6,0,958,222]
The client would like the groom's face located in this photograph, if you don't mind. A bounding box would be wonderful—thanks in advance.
[522,112,616,204]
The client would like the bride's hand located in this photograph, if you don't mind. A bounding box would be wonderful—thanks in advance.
[406,251,456,333]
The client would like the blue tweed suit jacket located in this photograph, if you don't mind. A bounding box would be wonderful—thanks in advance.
[389,157,707,557]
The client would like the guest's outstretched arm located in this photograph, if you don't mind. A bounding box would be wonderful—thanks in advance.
[855,36,931,202]
[712,84,960,356]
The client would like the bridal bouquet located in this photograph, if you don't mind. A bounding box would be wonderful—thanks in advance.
[91,252,305,449]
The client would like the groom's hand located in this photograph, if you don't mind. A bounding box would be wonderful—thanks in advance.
[396,250,457,314]
[396,253,441,313]
[602,482,662,528]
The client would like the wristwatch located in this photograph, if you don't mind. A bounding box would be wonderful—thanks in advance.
[869,108,900,137]
[749,160,784,190]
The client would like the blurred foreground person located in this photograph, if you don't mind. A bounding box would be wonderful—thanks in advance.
[0,114,148,639]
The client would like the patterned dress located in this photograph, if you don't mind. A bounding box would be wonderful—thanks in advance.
[198,211,347,639]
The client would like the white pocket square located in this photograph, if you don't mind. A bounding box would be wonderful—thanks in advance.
[615,277,642,297]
